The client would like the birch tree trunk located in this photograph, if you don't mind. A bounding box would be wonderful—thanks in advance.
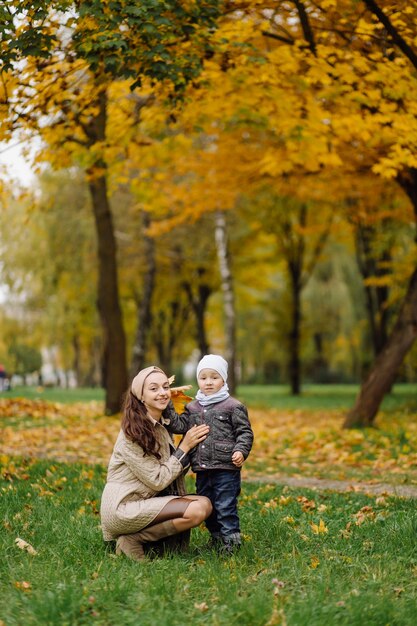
[215,211,237,393]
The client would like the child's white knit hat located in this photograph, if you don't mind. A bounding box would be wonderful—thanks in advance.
[196,354,228,382]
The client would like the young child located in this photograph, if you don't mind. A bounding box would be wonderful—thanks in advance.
[166,354,253,553]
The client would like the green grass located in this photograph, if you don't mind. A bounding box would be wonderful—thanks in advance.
[2,386,105,403]
[1,458,417,625]
[4,383,417,412]
[237,383,417,411]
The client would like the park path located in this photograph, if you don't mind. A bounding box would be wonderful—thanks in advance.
[245,473,417,498]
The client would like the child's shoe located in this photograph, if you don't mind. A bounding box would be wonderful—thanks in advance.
[220,532,242,556]
[207,532,222,551]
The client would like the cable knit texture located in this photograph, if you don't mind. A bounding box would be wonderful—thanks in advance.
[100,422,187,541]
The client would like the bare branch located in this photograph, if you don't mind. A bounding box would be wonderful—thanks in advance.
[293,0,317,56]
[362,0,417,70]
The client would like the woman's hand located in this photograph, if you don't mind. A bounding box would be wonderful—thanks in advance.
[179,424,209,453]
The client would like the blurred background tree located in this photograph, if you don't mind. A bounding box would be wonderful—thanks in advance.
[1,1,417,425]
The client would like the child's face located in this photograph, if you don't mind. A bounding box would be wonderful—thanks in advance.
[198,368,224,395]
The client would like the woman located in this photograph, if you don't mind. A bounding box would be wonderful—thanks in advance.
[100,365,212,561]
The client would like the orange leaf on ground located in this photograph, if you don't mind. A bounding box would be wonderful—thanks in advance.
[14,581,31,591]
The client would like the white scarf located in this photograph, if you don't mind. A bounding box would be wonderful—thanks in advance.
[195,383,230,407]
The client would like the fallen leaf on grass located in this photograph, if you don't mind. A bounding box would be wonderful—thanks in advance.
[297,496,316,512]
[310,556,320,569]
[194,602,209,612]
[14,581,31,591]
[3,399,417,485]
[310,519,328,534]
[354,506,375,525]
[339,522,352,539]
[15,537,37,555]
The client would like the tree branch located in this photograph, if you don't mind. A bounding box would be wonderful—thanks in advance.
[362,0,417,70]
[261,31,295,46]
[293,0,317,56]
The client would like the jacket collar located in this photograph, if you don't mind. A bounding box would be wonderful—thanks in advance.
[147,414,170,427]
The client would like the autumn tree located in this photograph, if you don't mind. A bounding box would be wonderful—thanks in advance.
[181,0,417,419]
[0,0,220,412]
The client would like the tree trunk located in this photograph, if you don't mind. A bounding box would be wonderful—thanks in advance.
[183,267,211,359]
[354,223,391,357]
[343,267,417,428]
[88,171,128,412]
[72,335,81,387]
[289,266,302,395]
[344,167,417,427]
[130,212,156,377]
[82,337,102,387]
[215,211,237,393]
[85,91,127,413]
[153,300,189,374]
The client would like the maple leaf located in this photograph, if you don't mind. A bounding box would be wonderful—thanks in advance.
[310,519,328,534]
[170,385,193,413]
[310,556,320,569]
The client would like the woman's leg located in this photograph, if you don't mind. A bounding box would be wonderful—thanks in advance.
[115,496,212,561]
[149,495,212,531]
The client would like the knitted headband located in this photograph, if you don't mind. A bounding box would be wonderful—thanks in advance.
[131,366,166,400]
[196,354,228,382]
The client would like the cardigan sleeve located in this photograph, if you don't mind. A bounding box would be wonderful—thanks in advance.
[119,437,185,492]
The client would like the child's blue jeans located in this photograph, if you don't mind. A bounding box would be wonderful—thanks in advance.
[196,470,241,540]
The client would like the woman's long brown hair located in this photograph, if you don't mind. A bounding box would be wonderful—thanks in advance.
[121,391,162,459]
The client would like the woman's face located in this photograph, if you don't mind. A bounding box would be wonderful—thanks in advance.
[142,372,171,417]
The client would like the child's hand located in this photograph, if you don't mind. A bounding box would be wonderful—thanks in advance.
[232,451,244,467]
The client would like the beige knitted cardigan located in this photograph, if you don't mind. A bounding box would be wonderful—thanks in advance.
[100,419,187,541]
